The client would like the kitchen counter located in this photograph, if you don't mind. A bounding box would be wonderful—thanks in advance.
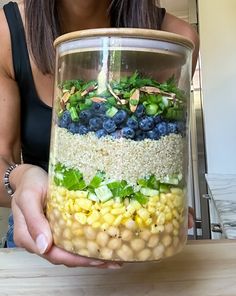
[206,174,236,239]
[1,240,236,296]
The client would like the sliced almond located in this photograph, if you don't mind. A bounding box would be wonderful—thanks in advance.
[81,85,98,97]
[129,89,140,112]
[70,86,76,94]
[90,97,107,103]
[61,91,70,103]
[117,99,128,105]
[140,86,161,94]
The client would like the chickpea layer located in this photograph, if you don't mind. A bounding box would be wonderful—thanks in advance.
[46,185,187,262]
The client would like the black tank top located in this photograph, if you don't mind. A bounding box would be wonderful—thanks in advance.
[3,2,51,172]
[3,2,166,173]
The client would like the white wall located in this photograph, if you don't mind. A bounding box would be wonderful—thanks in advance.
[198,0,236,174]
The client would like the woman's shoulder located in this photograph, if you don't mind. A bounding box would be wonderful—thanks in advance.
[0,1,24,78]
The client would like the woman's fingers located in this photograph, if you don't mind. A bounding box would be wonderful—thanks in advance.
[188,206,195,229]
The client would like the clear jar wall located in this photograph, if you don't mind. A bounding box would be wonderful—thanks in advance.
[47,30,193,262]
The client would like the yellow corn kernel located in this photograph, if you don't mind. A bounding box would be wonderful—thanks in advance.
[111,207,126,215]
[103,213,115,224]
[94,203,101,210]
[103,200,114,207]
[145,218,153,226]
[130,200,142,210]
[113,202,123,208]
[76,190,88,198]
[156,212,165,225]
[57,187,67,196]
[75,198,92,211]
[173,229,179,236]
[166,200,174,209]
[74,212,87,225]
[124,204,136,217]
[87,211,100,225]
[172,218,180,229]
[137,208,150,221]
[173,209,180,220]
[150,195,160,202]
[173,195,184,207]
[160,193,168,204]
[170,188,183,195]
[92,222,100,229]
[164,205,171,214]
[100,207,111,215]
[165,212,173,221]
[101,223,109,230]
[147,206,156,214]
[113,215,123,226]
[135,215,143,227]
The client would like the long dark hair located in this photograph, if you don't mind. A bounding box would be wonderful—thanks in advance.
[24,0,164,74]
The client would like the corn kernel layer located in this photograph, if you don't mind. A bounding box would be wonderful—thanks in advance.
[46,185,187,262]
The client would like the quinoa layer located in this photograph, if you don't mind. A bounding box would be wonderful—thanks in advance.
[51,126,185,185]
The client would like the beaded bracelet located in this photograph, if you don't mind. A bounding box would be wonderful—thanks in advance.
[3,164,19,197]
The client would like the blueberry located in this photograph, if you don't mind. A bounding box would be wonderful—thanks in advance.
[146,130,160,140]
[134,104,145,118]
[68,122,80,134]
[89,117,103,131]
[167,122,178,134]
[79,110,92,123]
[111,129,122,139]
[139,116,155,131]
[176,121,185,133]
[122,127,135,139]
[58,110,72,128]
[95,129,108,138]
[135,130,146,141]
[103,118,117,133]
[155,122,168,136]
[153,114,162,124]
[127,117,139,130]
[113,110,128,125]
[91,102,106,114]
[78,125,89,135]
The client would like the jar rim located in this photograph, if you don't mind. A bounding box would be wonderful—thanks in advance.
[54,28,194,50]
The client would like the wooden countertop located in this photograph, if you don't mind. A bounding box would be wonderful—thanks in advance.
[1,240,236,296]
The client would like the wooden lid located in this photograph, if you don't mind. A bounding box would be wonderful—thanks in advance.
[54,28,194,50]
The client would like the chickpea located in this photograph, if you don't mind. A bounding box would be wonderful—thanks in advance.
[100,247,113,260]
[121,229,133,241]
[140,229,151,241]
[58,218,66,227]
[147,234,159,248]
[130,238,145,252]
[52,225,62,238]
[162,234,172,248]
[107,226,119,237]
[96,231,109,247]
[72,238,87,250]
[165,223,174,234]
[153,244,165,260]
[62,228,72,240]
[138,249,151,261]
[53,208,61,219]
[62,240,73,252]
[87,241,99,256]
[117,245,134,261]
[108,238,122,250]
[84,226,97,240]
[173,237,180,248]
[79,249,90,257]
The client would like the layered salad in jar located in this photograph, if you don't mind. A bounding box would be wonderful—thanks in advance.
[47,72,188,262]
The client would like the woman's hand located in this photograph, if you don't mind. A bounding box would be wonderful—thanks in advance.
[11,165,120,268]
[188,207,195,229]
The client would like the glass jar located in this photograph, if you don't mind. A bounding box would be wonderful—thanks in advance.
[47,28,193,262]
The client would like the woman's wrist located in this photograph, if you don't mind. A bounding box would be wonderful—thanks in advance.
[8,163,35,195]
